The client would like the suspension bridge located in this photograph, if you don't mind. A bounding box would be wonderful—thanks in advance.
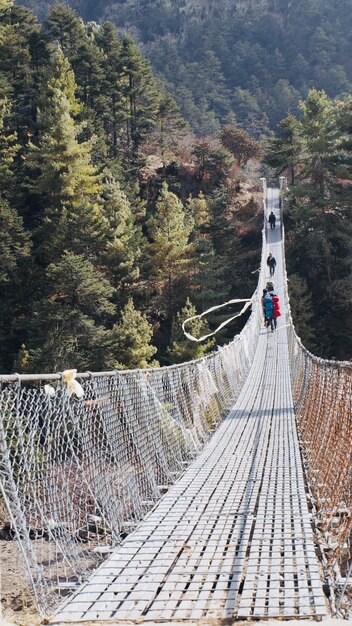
[0,183,351,622]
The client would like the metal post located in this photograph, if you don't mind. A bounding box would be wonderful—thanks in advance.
[260,178,267,231]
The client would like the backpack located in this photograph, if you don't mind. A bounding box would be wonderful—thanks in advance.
[272,295,281,317]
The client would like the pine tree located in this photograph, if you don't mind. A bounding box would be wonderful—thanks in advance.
[264,114,304,185]
[207,184,235,256]
[299,89,338,196]
[168,298,215,363]
[187,191,210,232]
[332,99,352,207]
[110,298,158,369]
[0,197,31,372]
[119,35,161,162]
[27,252,115,372]
[191,237,228,311]
[154,94,186,161]
[185,193,227,312]
[41,44,83,117]
[73,33,105,112]
[45,3,86,61]
[45,5,107,123]
[94,21,125,153]
[147,182,193,320]
[25,48,102,261]
[0,198,30,283]
[0,96,19,198]
[100,175,141,294]
[285,91,340,291]
[0,0,48,138]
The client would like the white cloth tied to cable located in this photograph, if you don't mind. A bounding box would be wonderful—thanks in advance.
[63,369,84,398]
[182,297,253,342]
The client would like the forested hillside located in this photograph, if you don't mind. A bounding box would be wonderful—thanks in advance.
[17,0,352,136]
[1,0,352,371]
[0,0,262,374]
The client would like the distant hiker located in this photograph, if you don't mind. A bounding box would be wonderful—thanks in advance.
[269,211,276,229]
[261,289,267,324]
[272,293,281,329]
[267,252,276,276]
[266,280,274,293]
[264,292,274,331]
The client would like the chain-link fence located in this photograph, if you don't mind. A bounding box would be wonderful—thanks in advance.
[282,225,352,573]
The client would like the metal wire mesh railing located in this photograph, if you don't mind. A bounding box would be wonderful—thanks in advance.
[282,221,352,574]
[0,242,265,614]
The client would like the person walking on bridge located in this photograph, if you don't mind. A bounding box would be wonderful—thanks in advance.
[267,252,276,276]
[269,211,276,229]
[264,291,274,331]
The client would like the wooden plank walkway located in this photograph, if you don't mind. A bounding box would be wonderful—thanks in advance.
[54,190,327,622]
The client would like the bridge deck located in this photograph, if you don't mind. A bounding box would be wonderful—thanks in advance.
[55,191,327,622]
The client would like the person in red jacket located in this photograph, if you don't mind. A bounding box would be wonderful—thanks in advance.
[272,293,281,329]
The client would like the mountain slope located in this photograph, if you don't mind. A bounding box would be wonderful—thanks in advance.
[17,0,352,135]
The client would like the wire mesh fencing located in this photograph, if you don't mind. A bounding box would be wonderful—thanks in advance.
[282,229,352,573]
[287,329,352,567]
[0,293,262,614]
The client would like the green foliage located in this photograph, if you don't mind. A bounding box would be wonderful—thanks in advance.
[0,0,48,136]
[92,21,125,155]
[119,35,161,163]
[265,115,305,185]
[44,2,86,61]
[25,48,103,261]
[0,96,19,196]
[0,198,32,371]
[27,252,115,372]
[0,1,263,373]
[0,198,30,283]
[168,298,215,364]
[207,184,235,256]
[110,298,158,369]
[187,192,209,232]
[271,90,352,359]
[299,89,340,197]
[154,94,186,160]
[100,175,141,292]
[191,237,228,312]
[33,0,352,136]
[147,181,193,320]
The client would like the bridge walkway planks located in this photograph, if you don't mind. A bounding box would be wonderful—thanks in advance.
[54,189,327,622]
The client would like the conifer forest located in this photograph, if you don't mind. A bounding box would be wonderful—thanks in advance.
[0,0,351,372]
